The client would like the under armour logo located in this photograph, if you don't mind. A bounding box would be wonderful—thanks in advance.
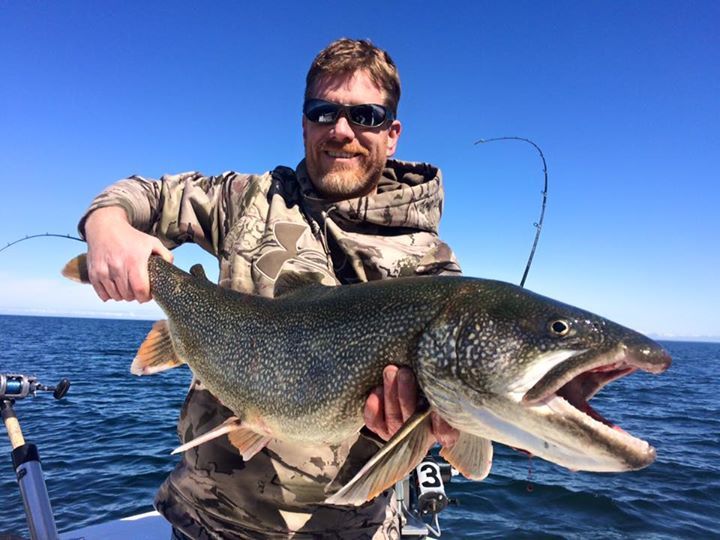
[255,222,325,280]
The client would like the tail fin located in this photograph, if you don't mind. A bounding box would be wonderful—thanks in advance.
[62,254,90,283]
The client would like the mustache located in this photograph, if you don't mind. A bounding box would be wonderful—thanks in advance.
[319,143,369,157]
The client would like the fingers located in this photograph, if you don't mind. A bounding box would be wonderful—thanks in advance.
[381,366,400,436]
[383,366,415,437]
[363,387,387,438]
[431,413,460,447]
[364,366,418,441]
[85,216,165,303]
[88,253,137,302]
[127,259,152,303]
[90,280,111,302]
[105,278,126,302]
[152,239,174,264]
[396,368,417,421]
[363,365,462,447]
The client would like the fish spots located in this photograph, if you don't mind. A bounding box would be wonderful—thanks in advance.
[128,258,670,500]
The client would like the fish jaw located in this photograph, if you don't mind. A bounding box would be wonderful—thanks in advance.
[440,393,657,472]
[411,279,673,475]
[430,341,671,473]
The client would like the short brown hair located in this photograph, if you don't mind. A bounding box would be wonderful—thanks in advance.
[305,38,401,115]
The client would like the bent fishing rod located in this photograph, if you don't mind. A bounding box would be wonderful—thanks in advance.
[0,233,83,254]
[475,136,549,288]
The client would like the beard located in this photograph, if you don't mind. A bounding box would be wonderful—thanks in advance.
[306,142,386,201]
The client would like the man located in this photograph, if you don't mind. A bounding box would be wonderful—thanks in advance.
[80,39,460,539]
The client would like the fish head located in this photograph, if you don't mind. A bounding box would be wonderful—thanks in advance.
[417,279,671,473]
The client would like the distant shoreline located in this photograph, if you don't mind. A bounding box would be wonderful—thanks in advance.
[0,310,157,322]
[2,311,719,344]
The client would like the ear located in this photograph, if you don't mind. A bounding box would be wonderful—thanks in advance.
[385,120,402,157]
[302,115,308,145]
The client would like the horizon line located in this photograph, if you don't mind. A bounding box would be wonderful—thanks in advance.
[2,309,719,344]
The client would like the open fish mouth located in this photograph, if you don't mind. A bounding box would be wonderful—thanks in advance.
[565,362,646,424]
[520,344,672,467]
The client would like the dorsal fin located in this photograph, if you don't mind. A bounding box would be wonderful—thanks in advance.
[189,263,209,281]
[273,271,332,297]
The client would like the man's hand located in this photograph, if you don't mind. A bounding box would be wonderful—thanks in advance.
[364,365,459,447]
[84,207,173,303]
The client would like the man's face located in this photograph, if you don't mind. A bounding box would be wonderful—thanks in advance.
[303,70,402,200]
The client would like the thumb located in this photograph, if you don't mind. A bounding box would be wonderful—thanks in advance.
[151,240,174,263]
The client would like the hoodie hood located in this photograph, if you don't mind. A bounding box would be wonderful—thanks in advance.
[295,159,444,233]
[294,159,459,283]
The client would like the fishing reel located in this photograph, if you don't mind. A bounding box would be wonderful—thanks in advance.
[0,374,70,402]
[1,374,70,540]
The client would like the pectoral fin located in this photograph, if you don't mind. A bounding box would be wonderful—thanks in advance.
[130,320,185,375]
[439,432,493,480]
[325,409,435,506]
[172,416,244,455]
[227,427,272,461]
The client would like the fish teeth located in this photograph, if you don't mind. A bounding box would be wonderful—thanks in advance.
[545,395,652,454]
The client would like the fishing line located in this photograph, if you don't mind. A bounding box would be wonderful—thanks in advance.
[0,233,84,254]
[474,137,548,288]
[526,454,535,493]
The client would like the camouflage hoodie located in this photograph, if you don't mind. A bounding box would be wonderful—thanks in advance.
[80,159,460,539]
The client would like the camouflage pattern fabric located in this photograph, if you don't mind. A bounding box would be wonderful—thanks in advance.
[80,158,461,539]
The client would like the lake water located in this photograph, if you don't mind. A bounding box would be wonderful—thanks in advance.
[0,314,718,538]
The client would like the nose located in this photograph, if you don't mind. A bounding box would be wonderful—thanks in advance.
[329,115,355,142]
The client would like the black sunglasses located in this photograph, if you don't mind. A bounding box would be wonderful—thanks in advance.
[303,99,395,128]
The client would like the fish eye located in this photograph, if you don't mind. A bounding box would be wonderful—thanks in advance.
[549,319,571,336]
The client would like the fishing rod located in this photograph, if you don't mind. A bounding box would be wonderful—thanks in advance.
[1,374,71,540]
[475,136,549,288]
[0,233,83,254]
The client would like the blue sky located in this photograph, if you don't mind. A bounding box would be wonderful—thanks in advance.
[1,2,718,340]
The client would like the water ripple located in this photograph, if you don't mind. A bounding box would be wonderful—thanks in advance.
[1,317,719,537]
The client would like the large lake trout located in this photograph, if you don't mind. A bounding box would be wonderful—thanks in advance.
[63,254,671,505]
